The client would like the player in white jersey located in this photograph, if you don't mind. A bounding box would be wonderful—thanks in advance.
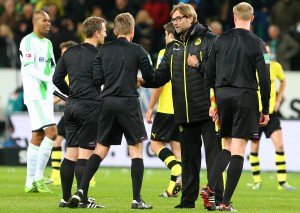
[19,10,57,193]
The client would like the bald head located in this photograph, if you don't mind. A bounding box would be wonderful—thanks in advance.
[32,10,51,38]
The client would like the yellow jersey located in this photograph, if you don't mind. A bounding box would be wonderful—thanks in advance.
[258,61,285,114]
[156,49,174,114]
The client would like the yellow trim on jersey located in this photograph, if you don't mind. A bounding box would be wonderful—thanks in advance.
[258,61,284,114]
[156,49,174,114]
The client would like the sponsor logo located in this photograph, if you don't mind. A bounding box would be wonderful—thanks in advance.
[194,38,201,45]
[25,53,32,59]
[173,47,180,51]
[151,133,156,138]
[39,57,45,62]
[263,54,270,64]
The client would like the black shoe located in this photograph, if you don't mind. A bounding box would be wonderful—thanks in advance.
[200,186,216,211]
[58,199,67,208]
[174,202,195,209]
[131,199,153,209]
[67,189,83,208]
[78,198,105,208]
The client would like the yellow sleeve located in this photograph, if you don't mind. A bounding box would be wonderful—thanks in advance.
[156,49,166,69]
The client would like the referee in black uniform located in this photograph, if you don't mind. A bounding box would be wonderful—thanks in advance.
[200,2,271,212]
[53,17,107,208]
[67,13,154,209]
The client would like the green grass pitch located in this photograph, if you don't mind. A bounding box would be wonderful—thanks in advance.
[0,166,299,213]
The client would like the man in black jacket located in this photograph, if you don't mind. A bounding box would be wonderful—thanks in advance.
[143,2,224,209]
[200,2,270,212]
[67,13,153,210]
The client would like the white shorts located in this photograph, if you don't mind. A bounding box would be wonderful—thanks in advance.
[26,100,56,131]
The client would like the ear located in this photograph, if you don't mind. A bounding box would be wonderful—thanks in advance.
[233,14,237,23]
[250,15,254,22]
[113,29,118,36]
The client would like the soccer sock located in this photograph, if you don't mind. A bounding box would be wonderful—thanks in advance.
[25,143,39,188]
[50,147,62,179]
[75,159,87,189]
[157,147,181,176]
[158,147,181,194]
[60,158,76,201]
[79,154,102,202]
[131,158,144,202]
[250,152,261,183]
[207,149,231,190]
[222,155,244,206]
[35,137,54,181]
[275,152,287,185]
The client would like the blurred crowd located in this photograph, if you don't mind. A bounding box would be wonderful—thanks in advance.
[0,0,300,70]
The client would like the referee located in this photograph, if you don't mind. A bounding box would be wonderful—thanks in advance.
[200,2,270,212]
[53,16,107,208]
[67,13,154,209]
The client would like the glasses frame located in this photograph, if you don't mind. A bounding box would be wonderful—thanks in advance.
[171,15,187,23]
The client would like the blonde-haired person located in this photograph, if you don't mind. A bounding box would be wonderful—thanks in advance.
[53,16,107,208]
[201,2,270,211]
[140,2,224,209]
[67,12,155,209]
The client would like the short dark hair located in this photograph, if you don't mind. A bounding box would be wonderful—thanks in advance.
[59,41,78,50]
[82,16,106,38]
[163,22,175,35]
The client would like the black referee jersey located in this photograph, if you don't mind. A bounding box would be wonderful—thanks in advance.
[205,28,271,114]
[93,37,156,98]
[53,43,100,100]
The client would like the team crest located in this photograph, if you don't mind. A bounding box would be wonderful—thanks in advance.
[194,38,201,45]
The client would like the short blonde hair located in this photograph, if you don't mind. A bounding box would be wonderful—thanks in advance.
[114,12,135,35]
[170,2,197,23]
[233,2,253,21]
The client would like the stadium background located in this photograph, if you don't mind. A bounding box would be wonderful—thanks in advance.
[0,0,300,171]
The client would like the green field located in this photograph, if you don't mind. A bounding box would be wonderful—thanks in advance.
[0,166,299,213]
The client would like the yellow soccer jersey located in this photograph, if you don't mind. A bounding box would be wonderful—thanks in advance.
[156,49,174,114]
[258,61,285,114]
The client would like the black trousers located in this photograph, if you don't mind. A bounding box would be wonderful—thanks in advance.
[179,119,223,203]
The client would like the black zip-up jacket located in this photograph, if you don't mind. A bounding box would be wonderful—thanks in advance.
[144,22,217,124]
[53,43,101,101]
[205,28,270,115]
[93,37,155,98]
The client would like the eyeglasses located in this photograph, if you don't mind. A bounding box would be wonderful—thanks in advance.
[171,16,187,23]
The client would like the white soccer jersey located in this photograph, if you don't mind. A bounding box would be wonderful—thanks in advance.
[20,32,56,104]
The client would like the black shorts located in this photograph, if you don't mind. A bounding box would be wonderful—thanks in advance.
[97,97,148,146]
[64,99,101,149]
[258,113,281,139]
[217,88,260,139]
[57,115,66,138]
[151,112,179,142]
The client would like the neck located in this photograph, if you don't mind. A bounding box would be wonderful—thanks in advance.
[118,35,132,42]
[33,29,44,39]
[84,38,97,47]
[234,20,251,31]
